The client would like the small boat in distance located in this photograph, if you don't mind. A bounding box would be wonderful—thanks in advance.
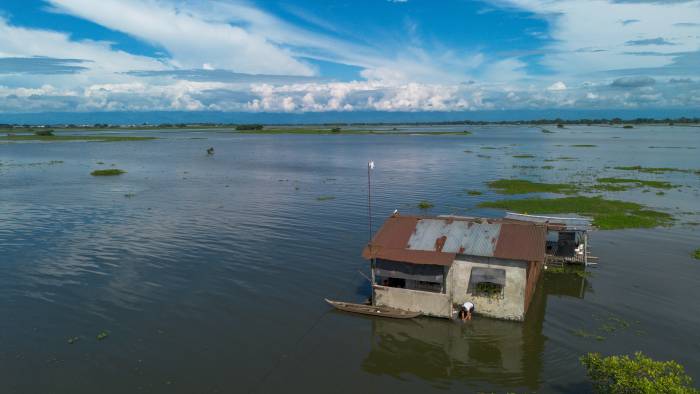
[324,298,421,319]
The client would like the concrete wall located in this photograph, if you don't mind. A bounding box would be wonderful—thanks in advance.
[448,256,528,321]
[373,285,452,318]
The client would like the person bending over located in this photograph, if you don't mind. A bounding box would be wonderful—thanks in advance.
[459,301,474,321]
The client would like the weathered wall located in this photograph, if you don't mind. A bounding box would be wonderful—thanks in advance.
[373,285,452,318]
[523,260,544,316]
[448,256,527,321]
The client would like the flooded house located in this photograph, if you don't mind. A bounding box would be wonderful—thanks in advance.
[362,214,547,321]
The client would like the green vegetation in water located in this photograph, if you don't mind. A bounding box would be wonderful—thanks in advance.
[512,154,535,158]
[466,190,483,196]
[546,266,590,278]
[234,127,472,136]
[418,200,434,209]
[580,352,697,394]
[1,135,156,142]
[541,165,555,170]
[463,150,472,153]
[541,128,554,134]
[656,191,665,196]
[479,196,673,230]
[614,165,698,175]
[67,336,80,344]
[572,329,605,341]
[34,129,54,136]
[487,179,578,195]
[544,156,578,162]
[571,144,597,148]
[480,146,498,150]
[597,177,674,189]
[96,330,109,341]
[477,154,491,159]
[91,169,126,176]
[693,249,700,260]
[316,196,335,201]
[462,130,472,135]
[623,124,634,129]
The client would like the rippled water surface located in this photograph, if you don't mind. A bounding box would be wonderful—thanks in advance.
[1,125,699,393]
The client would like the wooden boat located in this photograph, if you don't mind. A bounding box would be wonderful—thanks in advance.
[324,298,421,319]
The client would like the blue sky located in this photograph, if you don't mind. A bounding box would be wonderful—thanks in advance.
[0,0,698,115]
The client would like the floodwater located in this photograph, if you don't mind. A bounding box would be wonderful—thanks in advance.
[1,125,699,393]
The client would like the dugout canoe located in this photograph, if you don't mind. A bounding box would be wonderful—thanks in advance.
[324,298,421,319]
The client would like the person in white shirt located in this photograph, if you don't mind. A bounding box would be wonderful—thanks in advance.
[459,301,475,321]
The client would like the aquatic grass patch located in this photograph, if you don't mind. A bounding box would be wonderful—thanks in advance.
[235,128,473,136]
[479,196,673,230]
[316,196,335,201]
[418,200,434,209]
[597,177,674,189]
[1,135,156,142]
[465,190,483,196]
[512,154,536,158]
[693,249,700,260]
[572,329,605,341]
[487,179,578,195]
[96,330,109,341]
[541,128,554,134]
[614,165,698,175]
[571,144,597,148]
[544,156,578,162]
[91,169,125,176]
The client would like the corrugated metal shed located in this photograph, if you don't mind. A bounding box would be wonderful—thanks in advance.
[504,212,592,231]
[362,215,546,265]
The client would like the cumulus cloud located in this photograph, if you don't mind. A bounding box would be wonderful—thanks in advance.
[547,81,567,91]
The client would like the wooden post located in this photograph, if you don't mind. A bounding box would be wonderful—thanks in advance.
[583,232,588,266]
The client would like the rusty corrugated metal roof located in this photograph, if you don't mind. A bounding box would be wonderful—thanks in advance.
[493,222,546,262]
[362,215,546,265]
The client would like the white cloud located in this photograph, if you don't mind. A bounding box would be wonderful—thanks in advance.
[547,81,567,91]
[490,0,700,78]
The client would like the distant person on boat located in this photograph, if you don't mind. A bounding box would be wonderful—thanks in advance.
[459,301,474,321]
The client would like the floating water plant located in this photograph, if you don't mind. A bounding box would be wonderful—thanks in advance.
[417,200,434,209]
[466,190,483,196]
[693,249,700,260]
[0,135,155,142]
[96,330,109,341]
[316,196,335,201]
[67,336,80,344]
[91,169,125,176]
[597,177,674,189]
[614,165,698,175]
[580,352,696,394]
[512,154,535,158]
[487,179,578,195]
[571,144,597,148]
[479,196,673,230]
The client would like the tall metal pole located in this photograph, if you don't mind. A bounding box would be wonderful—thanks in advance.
[368,161,372,242]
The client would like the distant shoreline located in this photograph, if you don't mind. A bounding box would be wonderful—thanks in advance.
[1,117,699,133]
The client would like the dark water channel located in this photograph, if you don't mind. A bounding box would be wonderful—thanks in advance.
[1,125,699,393]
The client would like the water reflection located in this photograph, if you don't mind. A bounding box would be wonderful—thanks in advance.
[361,271,590,390]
